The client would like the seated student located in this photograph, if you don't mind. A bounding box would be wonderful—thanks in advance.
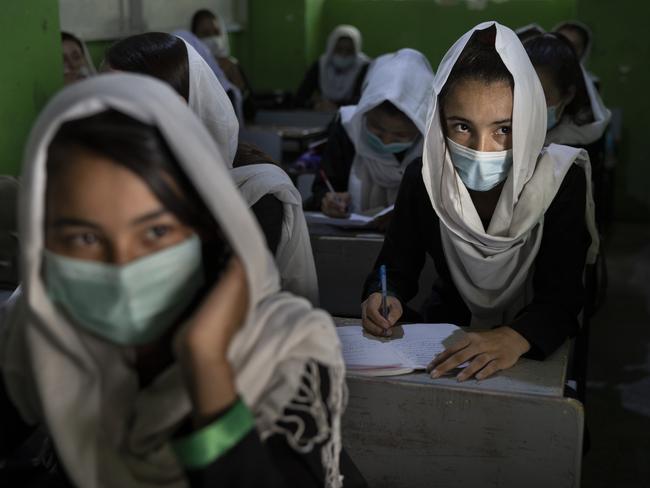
[61,31,96,85]
[295,25,371,111]
[0,74,365,487]
[306,49,434,218]
[553,20,600,88]
[105,33,319,304]
[524,33,611,149]
[173,29,245,123]
[190,9,253,115]
[361,23,599,381]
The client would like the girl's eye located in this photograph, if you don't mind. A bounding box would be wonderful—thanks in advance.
[68,232,100,247]
[145,224,173,241]
[496,126,511,135]
[455,123,470,133]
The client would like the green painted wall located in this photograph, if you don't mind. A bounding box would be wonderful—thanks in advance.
[0,1,63,176]
[318,0,577,68]
[578,1,650,221]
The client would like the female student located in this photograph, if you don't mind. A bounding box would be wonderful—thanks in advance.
[295,25,371,111]
[61,31,96,85]
[0,73,364,487]
[306,48,434,217]
[173,29,244,124]
[190,8,253,116]
[524,33,611,150]
[105,33,319,305]
[553,20,600,88]
[361,22,599,381]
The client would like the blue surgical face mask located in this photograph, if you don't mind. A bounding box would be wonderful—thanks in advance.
[546,103,563,130]
[364,121,416,155]
[331,54,355,71]
[447,137,513,192]
[44,234,205,346]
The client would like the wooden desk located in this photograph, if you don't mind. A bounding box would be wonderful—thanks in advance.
[335,318,583,488]
[309,224,437,317]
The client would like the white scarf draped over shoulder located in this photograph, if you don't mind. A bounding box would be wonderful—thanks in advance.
[341,48,435,212]
[545,65,611,146]
[230,163,320,305]
[318,25,370,104]
[422,21,599,328]
[174,30,244,125]
[0,74,344,488]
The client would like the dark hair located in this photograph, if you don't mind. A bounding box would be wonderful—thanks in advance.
[439,27,514,109]
[555,22,590,56]
[191,9,217,35]
[61,31,84,51]
[234,142,279,168]
[106,33,190,101]
[47,109,231,280]
[524,33,592,125]
[369,101,415,128]
[516,25,545,43]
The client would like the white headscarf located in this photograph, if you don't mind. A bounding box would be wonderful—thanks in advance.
[545,65,611,146]
[62,32,97,80]
[180,38,241,158]
[0,74,344,488]
[180,40,318,303]
[341,48,434,211]
[422,21,599,327]
[230,164,319,305]
[318,25,370,104]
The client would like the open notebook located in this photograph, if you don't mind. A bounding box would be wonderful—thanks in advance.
[304,205,394,229]
[336,323,468,376]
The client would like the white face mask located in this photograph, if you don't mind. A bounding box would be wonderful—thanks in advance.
[330,54,355,71]
[202,35,228,58]
[447,137,513,192]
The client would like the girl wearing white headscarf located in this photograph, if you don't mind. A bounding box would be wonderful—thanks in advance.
[191,8,252,112]
[295,25,371,110]
[307,49,434,216]
[361,22,598,381]
[524,33,611,148]
[61,31,96,85]
[0,73,365,487]
[105,33,319,305]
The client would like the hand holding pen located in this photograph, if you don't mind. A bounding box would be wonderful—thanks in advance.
[320,169,351,218]
[361,265,404,337]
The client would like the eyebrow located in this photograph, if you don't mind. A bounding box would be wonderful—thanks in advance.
[446,115,512,125]
[50,208,171,229]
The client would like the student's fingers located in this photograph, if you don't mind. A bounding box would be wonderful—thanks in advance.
[362,294,392,335]
[322,193,348,218]
[456,353,493,382]
[429,344,480,378]
[475,360,503,381]
[386,297,403,326]
[426,334,472,372]
[361,302,389,337]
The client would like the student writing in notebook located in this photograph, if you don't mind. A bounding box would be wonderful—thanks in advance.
[305,49,434,220]
[361,23,598,381]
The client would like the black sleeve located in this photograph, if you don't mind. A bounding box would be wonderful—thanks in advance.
[509,164,591,359]
[305,117,356,211]
[184,364,367,488]
[349,63,370,105]
[362,160,428,305]
[294,62,320,109]
[0,378,34,459]
[250,194,284,255]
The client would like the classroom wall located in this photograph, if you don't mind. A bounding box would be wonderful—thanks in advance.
[0,2,63,176]
[578,0,650,221]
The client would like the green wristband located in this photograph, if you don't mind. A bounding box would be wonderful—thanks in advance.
[173,399,255,469]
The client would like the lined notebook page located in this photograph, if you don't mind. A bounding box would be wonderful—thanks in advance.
[336,323,465,371]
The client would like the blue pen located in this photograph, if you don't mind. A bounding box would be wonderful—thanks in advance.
[380,265,388,319]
